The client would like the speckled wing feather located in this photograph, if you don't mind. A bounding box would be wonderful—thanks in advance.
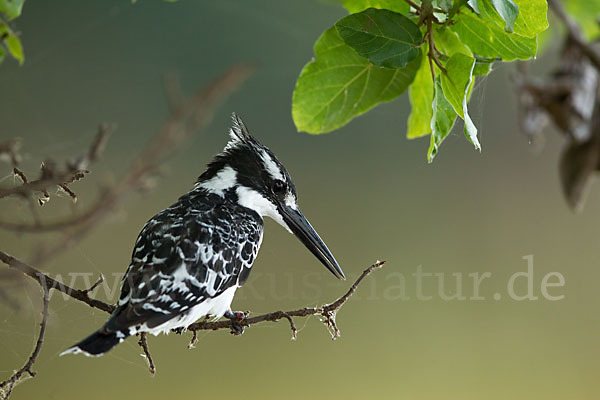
[105,191,263,332]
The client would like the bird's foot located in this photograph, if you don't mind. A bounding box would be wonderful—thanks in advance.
[225,310,249,336]
[171,327,184,335]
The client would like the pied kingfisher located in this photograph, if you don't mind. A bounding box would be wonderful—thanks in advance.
[62,113,345,357]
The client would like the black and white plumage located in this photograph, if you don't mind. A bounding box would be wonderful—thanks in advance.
[62,113,345,357]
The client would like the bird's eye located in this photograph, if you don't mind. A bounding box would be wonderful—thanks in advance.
[272,180,286,194]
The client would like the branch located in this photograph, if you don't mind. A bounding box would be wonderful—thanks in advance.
[0,284,49,400]
[0,124,114,201]
[413,0,446,82]
[0,250,115,313]
[0,65,252,247]
[187,260,387,340]
[0,64,253,399]
[1,251,386,338]
[0,64,253,269]
[1,250,386,380]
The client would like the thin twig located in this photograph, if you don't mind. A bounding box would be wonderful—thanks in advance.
[187,330,198,349]
[0,124,114,201]
[12,168,27,184]
[187,261,387,339]
[0,168,88,200]
[0,285,50,400]
[84,274,105,294]
[417,0,446,83]
[280,312,297,340]
[138,333,156,376]
[323,261,386,312]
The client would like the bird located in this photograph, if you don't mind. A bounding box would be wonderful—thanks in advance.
[61,113,345,357]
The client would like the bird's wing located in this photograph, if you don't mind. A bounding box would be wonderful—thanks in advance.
[105,197,263,332]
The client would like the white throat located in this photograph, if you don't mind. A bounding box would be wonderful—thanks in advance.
[236,186,292,233]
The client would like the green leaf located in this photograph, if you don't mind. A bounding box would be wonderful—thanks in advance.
[341,0,409,14]
[292,27,420,134]
[473,58,494,75]
[0,46,5,64]
[428,77,458,162]
[407,49,434,139]
[478,0,547,38]
[440,54,473,119]
[448,0,469,19]
[450,8,537,60]
[434,0,453,12]
[511,0,548,38]
[5,34,23,64]
[0,0,25,20]
[468,0,480,13]
[440,53,480,150]
[490,0,519,32]
[434,27,472,57]
[335,8,422,69]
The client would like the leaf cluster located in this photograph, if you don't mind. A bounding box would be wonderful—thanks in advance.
[292,0,549,161]
[0,0,25,65]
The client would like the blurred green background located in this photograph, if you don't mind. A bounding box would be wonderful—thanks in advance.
[1,1,599,399]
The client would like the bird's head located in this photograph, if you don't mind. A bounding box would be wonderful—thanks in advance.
[196,113,345,280]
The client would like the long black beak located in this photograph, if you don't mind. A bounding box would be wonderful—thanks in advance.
[278,205,345,280]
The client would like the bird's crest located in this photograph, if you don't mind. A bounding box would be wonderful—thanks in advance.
[229,113,253,145]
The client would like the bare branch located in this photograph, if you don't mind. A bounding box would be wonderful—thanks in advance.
[1,250,386,339]
[0,124,114,201]
[323,261,385,312]
[0,250,115,313]
[0,285,49,400]
[0,64,253,244]
[138,333,156,376]
[187,261,387,339]
[0,167,88,200]
[84,274,105,294]
[1,249,385,380]
[0,64,254,398]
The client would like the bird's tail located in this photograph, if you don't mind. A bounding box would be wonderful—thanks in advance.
[60,328,129,357]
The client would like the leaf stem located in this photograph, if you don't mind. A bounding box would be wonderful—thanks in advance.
[417,0,446,83]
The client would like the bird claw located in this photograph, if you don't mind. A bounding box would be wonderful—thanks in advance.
[225,310,248,336]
